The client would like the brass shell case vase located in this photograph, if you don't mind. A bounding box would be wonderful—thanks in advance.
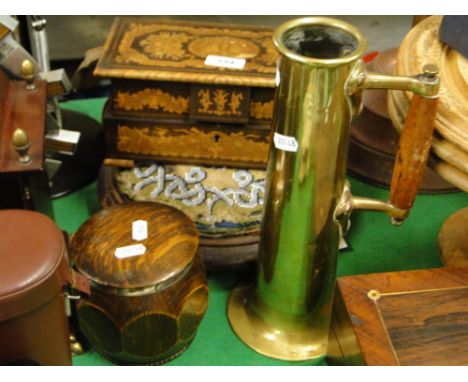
[227,17,439,361]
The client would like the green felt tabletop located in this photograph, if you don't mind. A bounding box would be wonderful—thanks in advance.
[56,98,467,366]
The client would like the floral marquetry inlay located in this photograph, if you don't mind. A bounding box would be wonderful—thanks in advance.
[95,18,278,87]
[140,32,189,59]
[188,37,260,59]
[116,125,269,164]
[249,100,274,120]
[198,89,244,116]
[114,89,189,114]
[113,23,276,74]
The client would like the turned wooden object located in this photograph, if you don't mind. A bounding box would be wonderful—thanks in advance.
[390,94,439,212]
[70,202,208,365]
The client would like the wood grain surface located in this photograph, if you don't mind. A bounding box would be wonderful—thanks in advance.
[388,15,468,192]
[76,255,208,365]
[328,267,468,366]
[94,17,278,88]
[70,202,199,289]
[96,165,260,270]
[388,88,468,192]
[389,94,438,211]
[438,207,468,267]
[103,111,272,169]
[0,68,47,173]
[395,16,468,152]
[71,201,208,364]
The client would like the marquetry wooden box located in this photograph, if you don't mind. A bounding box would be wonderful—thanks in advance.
[327,267,468,366]
[94,17,278,168]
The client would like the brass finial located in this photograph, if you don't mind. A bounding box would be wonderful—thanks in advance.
[423,64,439,77]
[21,59,36,90]
[70,334,85,356]
[12,128,32,164]
[422,64,439,83]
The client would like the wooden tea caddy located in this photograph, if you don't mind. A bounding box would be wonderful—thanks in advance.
[70,202,208,365]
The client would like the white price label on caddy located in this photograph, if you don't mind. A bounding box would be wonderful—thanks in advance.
[204,55,246,70]
[115,244,146,259]
[273,132,299,152]
[132,220,148,241]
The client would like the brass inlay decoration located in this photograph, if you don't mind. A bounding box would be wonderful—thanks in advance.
[249,100,274,120]
[367,290,381,301]
[114,89,189,114]
[370,285,468,366]
[116,125,269,163]
[197,89,244,116]
[369,290,401,365]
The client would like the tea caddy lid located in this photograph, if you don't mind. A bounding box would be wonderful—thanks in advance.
[70,202,199,290]
[0,210,67,321]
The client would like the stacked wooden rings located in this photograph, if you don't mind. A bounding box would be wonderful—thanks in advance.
[388,16,468,192]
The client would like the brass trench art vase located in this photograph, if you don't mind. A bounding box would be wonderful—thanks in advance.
[227,17,440,361]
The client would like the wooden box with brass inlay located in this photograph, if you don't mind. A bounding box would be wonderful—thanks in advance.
[327,267,468,366]
[94,17,278,168]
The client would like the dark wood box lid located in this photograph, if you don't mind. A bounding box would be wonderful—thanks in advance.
[328,267,468,366]
[94,17,278,88]
[70,202,199,290]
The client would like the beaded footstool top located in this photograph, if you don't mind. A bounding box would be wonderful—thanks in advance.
[116,163,265,235]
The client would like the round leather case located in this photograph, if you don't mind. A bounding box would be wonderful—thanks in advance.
[0,210,71,365]
[70,202,208,365]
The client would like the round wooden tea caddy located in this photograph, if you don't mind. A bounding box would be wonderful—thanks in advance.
[97,165,260,270]
[70,202,208,365]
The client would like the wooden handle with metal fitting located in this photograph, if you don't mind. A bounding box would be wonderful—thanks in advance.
[389,92,439,221]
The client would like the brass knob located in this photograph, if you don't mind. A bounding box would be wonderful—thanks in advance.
[70,334,85,356]
[12,128,32,164]
[423,64,439,77]
[21,59,36,90]
[422,64,439,82]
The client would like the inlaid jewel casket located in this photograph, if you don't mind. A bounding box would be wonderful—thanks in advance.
[94,17,278,168]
